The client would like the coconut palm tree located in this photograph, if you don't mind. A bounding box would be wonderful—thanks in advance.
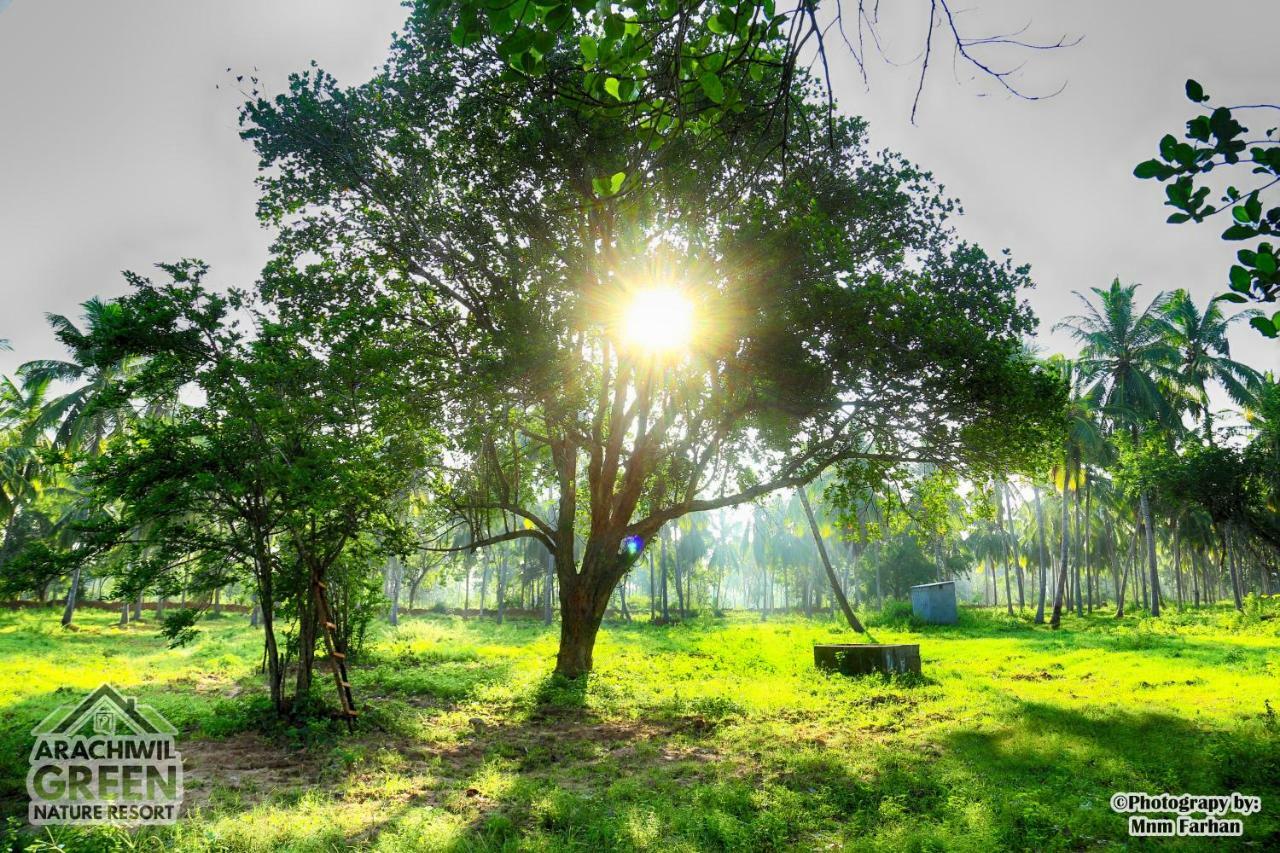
[0,374,47,532]
[1041,357,1111,626]
[19,298,140,456]
[1058,280,1180,617]
[1159,290,1260,441]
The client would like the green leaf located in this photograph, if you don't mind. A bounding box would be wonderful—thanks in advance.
[1185,79,1207,103]
[698,71,725,104]
[487,7,514,34]
[604,77,622,100]
[1249,315,1277,337]
[1256,252,1277,275]
[1186,115,1211,142]
[579,35,598,62]
[591,171,627,198]
[1229,264,1252,291]
[604,14,625,40]
[1246,193,1263,221]
[544,4,572,30]
[497,29,534,59]
[1133,159,1165,179]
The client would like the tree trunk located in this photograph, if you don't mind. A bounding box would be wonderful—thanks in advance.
[660,533,670,620]
[1073,476,1084,617]
[387,554,402,626]
[1116,523,1136,618]
[1050,460,1072,628]
[1084,474,1094,613]
[1191,548,1201,607]
[463,554,472,619]
[798,489,865,633]
[1032,485,1049,624]
[254,565,284,714]
[1003,481,1025,609]
[409,562,425,610]
[544,548,555,626]
[1225,525,1244,611]
[133,593,144,621]
[553,569,614,678]
[1140,492,1160,617]
[1172,516,1184,610]
[294,587,318,705]
[996,481,1014,616]
[648,548,656,622]
[496,553,507,625]
[61,566,82,628]
[672,537,686,619]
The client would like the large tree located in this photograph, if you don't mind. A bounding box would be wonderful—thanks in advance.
[242,8,1061,677]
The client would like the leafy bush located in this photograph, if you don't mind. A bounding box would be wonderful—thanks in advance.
[866,599,923,630]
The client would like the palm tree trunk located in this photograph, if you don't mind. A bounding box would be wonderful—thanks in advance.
[996,482,1014,616]
[1002,480,1026,609]
[60,566,82,628]
[1140,491,1160,616]
[1084,474,1094,613]
[1073,478,1084,617]
[1172,516,1184,610]
[1033,485,1049,624]
[1051,460,1071,628]
[798,488,865,632]
[1224,525,1244,610]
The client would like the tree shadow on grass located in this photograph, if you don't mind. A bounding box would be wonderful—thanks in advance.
[941,698,1280,847]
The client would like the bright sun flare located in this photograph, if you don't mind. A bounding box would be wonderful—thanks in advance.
[621,287,694,354]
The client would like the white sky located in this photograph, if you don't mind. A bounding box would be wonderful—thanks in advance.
[0,1,1276,393]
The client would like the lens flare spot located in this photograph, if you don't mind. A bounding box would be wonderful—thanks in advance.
[621,287,693,354]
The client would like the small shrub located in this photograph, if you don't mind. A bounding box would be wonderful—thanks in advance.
[866,599,922,630]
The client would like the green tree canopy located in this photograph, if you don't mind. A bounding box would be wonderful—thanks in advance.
[238,6,1063,676]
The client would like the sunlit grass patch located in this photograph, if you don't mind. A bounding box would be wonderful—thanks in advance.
[0,602,1277,849]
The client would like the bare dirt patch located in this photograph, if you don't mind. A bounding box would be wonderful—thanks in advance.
[180,732,323,814]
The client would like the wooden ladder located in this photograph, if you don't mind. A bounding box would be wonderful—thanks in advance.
[312,576,357,731]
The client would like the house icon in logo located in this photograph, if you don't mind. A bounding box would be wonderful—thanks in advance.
[33,684,175,738]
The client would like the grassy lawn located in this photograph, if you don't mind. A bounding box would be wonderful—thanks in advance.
[0,602,1277,851]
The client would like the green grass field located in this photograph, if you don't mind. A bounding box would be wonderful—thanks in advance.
[1,602,1277,851]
